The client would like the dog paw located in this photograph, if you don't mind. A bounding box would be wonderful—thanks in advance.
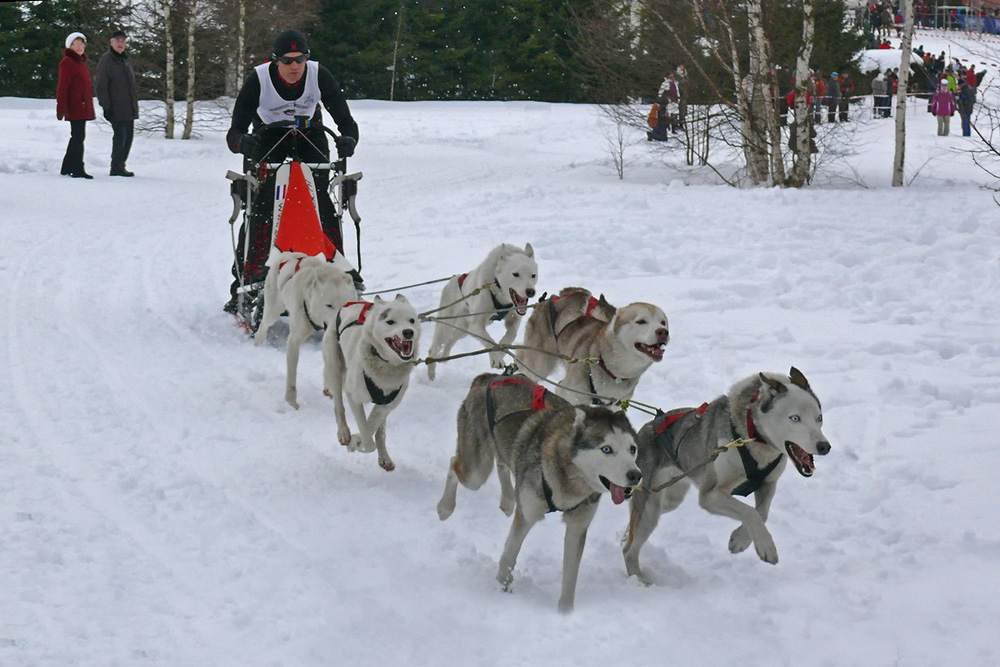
[323,387,333,399]
[285,390,299,410]
[755,535,779,565]
[496,566,514,591]
[728,526,752,554]
[379,456,395,472]
[489,351,506,369]
[341,432,359,449]
[426,363,436,381]
[557,598,574,614]
[436,499,455,521]
[499,497,514,517]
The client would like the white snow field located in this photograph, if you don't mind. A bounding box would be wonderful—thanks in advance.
[2,32,999,667]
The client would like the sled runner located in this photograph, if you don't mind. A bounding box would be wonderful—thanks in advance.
[226,116,363,334]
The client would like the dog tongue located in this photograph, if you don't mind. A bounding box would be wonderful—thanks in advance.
[609,483,627,505]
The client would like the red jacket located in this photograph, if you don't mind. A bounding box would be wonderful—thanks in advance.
[56,49,95,121]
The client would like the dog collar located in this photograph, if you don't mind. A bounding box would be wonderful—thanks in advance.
[364,372,401,405]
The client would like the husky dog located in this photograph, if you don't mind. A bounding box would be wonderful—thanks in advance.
[622,368,831,584]
[255,251,358,409]
[518,290,669,406]
[437,372,641,612]
[322,295,420,471]
[426,243,538,380]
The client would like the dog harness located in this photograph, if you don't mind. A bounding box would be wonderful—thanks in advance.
[585,358,630,406]
[729,403,782,497]
[546,293,601,340]
[364,372,401,405]
[335,301,373,336]
[274,256,325,331]
[457,273,512,322]
[650,399,781,497]
[485,377,548,433]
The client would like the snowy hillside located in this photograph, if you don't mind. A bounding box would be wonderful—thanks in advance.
[2,30,999,667]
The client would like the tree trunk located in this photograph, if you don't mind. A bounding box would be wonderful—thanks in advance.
[164,0,175,139]
[788,0,816,187]
[390,1,404,101]
[237,0,245,88]
[182,0,196,140]
[745,0,773,185]
[892,0,915,186]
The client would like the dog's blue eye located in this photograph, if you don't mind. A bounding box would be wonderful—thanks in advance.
[817,415,823,423]
[601,445,612,454]
[630,445,637,455]
[790,415,800,422]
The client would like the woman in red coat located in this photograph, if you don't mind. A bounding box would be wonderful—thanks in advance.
[56,32,96,178]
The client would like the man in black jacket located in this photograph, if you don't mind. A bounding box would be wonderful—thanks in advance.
[224,28,360,314]
[95,30,139,177]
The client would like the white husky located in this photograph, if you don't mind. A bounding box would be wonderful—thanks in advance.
[323,295,420,472]
[426,243,538,380]
[254,251,357,409]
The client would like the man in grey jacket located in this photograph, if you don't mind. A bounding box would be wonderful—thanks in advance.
[95,30,139,177]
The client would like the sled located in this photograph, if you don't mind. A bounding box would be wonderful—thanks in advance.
[226,117,363,334]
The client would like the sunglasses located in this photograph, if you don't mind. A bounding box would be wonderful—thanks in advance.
[277,54,308,64]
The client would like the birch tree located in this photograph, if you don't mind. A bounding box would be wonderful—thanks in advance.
[892,0,915,186]
[788,0,816,187]
[164,0,175,138]
[182,0,197,139]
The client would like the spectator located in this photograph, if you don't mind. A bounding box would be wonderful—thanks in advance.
[95,30,139,177]
[966,68,978,88]
[838,72,854,121]
[872,72,889,118]
[813,69,827,124]
[957,82,975,136]
[930,82,956,135]
[827,71,841,122]
[56,32,95,178]
[657,72,681,134]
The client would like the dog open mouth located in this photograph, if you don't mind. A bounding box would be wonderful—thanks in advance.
[600,476,633,505]
[386,336,414,360]
[509,289,529,315]
[634,342,666,362]
[785,441,815,477]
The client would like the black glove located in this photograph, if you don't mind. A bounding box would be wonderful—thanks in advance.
[334,135,357,158]
[103,108,112,122]
[237,133,260,157]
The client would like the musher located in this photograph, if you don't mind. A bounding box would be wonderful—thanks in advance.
[224,28,360,314]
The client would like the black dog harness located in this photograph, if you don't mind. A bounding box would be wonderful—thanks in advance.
[457,273,512,322]
[364,372,401,405]
[546,293,601,340]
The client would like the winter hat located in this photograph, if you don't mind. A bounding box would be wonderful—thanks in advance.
[65,32,86,49]
[111,29,127,39]
[271,29,310,58]
[940,81,949,90]
[831,71,838,77]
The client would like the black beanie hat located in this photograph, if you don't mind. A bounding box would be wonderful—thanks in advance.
[111,29,127,39]
[272,29,310,58]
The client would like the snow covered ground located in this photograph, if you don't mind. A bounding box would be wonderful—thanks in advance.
[2,35,999,667]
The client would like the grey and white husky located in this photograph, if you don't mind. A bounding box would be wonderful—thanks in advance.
[322,295,420,472]
[426,243,538,380]
[254,251,357,409]
[622,367,831,584]
[437,372,641,612]
[517,289,669,406]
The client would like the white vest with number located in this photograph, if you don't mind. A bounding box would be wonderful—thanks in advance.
[255,60,321,124]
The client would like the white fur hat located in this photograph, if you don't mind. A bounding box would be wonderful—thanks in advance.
[65,32,86,49]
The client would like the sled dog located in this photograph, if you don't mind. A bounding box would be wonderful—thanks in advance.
[517,290,669,405]
[437,372,641,612]
[622,368,831,584]
[323,295,420,471]
[426,243,538,380]
[255,251,358,409]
